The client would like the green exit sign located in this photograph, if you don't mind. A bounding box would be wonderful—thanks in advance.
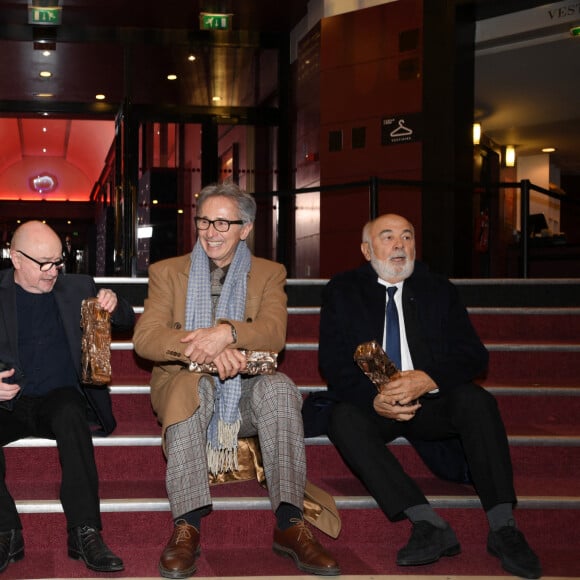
[28,6,61,25]
[200,12,232,31]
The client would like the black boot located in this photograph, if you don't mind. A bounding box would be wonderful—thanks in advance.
[67,524,124,572]
[0,529,24,572]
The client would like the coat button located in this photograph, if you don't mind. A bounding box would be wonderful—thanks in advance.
[173,322,182,329]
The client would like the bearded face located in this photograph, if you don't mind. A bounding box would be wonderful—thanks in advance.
[361,214,416,284]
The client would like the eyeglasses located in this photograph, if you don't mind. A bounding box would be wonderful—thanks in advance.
[195,217,244,232]
[17,250,64,272]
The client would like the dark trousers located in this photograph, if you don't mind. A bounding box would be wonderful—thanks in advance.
[327,383,516,521]
[0,387,101,532]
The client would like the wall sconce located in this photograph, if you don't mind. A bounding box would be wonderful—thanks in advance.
[472,123,481,145]
[505,145,516,167]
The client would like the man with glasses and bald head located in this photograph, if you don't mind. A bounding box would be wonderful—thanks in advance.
[0,220,135,574]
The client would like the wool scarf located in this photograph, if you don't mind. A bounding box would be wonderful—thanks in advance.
[185,240,251,474]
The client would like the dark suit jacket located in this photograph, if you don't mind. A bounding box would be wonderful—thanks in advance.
[0,269,135,435]
[311,260,489,482]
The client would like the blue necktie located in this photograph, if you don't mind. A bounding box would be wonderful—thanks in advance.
[386,286,401,370]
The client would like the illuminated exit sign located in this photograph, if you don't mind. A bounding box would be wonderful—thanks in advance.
[200,13,232,31]
[28,6,62,25]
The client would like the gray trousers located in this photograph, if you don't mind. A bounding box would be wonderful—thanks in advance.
[165,372,306,519]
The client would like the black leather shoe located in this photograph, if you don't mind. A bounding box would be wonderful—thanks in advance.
[397,520,461,566]
[67,524,124,572]
[0,529,24,573]
[488,521,542,579]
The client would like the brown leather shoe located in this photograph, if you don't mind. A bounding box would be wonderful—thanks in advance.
[273,519,340,576]
[159,520,201,579]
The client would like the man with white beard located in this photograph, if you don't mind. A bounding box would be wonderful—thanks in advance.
[315,213,541,579]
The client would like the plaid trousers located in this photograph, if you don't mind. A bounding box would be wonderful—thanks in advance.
[165,372,306,519]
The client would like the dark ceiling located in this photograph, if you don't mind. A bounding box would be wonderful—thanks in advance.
[0,0,579,185]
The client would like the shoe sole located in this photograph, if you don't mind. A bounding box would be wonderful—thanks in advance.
[397,543,461,566]
[158,546,201,579]
[0,548,25,573]
[487,544,542,579]
[159,561,198,579]
[272,543,341,576]
[68,549,124,572]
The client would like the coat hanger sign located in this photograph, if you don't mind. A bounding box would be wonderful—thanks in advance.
[381,113,421,145]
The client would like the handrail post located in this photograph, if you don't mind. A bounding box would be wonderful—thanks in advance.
[369,176,379,220]
[519,179,530,278]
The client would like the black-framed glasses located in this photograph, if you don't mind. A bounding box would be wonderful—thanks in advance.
[17,250,64,272]
[195,217,244,232]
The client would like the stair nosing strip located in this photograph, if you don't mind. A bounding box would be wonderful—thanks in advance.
[15,495,580,514]
[286,306,580,315]
[111,340,580,352]
[109,384,580,396]
[8,433,579,448]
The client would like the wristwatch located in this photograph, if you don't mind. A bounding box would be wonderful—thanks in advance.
[219,320,237,344]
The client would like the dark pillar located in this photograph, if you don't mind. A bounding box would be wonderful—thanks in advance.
[201,119,219,187]
[276,36,295,274]
[422,1,475,277]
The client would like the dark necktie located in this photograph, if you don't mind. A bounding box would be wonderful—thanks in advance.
[386,286,401,370]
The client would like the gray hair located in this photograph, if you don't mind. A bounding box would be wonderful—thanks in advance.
[362,220,372,244]
[196,182,257,224]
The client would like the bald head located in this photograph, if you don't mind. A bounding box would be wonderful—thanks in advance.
[11,221,62,254]
[10,221,63,293]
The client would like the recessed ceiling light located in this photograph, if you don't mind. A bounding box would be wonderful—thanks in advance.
[212,96,221,102]
[167,74,177,80]
[42,148,47,153]
[35,93,54,98]
[188,55,196,62]
[541,147,556,153]
[39,71,52,78]
[42,50,51,57]
[95,94,106,100]
[42,127,47,132]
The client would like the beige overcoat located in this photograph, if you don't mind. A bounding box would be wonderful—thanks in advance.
[133,250,342,538]
[132,251,287,438]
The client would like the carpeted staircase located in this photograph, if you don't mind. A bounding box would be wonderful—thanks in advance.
[4,278,580,579]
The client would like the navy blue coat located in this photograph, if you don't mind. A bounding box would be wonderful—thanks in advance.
[310,260,489,483]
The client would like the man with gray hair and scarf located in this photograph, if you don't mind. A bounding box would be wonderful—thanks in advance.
[133,182,339,579]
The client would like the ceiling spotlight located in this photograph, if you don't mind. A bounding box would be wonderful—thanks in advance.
[167,74,177,80]
[95,94,106,100]
[212,96,221,102]
[42,50,51,57]
[188,55,196,62]
[39,70,52,78]
[542,147,556,153]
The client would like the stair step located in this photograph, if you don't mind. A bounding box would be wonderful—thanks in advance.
[7,440,579,500]
[287,306,580,341]
[9,508,580,578]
